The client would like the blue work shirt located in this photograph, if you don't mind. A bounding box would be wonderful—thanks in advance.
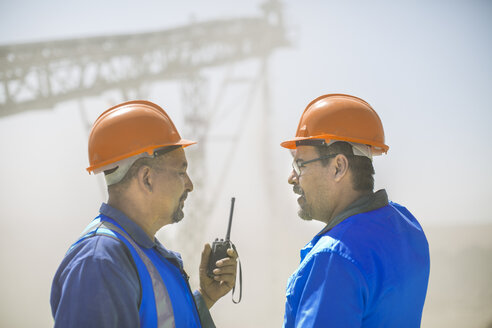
[283,190,430,327]
[51,203,214,327]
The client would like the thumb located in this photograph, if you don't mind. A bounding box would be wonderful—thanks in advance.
[200,243,212,271]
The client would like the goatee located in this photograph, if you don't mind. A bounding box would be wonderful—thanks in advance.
[298,206,314,221]
[294,186,313,221]
[172,192,188,223]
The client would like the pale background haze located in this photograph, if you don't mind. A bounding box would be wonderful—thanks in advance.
[1,0,491,327]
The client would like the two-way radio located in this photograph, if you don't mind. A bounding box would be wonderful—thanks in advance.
[207,197,242,303]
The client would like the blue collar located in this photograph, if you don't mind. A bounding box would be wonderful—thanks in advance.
[99,203,184,268]
[300,190,390,260]
[99,203,154,248]
[317,189,389,236]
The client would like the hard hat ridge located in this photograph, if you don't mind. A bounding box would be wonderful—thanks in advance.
[86,100,196,180]
[281,94,389,156]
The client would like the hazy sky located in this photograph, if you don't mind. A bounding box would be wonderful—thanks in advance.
[2,0,491,225]
[1,1,491,327]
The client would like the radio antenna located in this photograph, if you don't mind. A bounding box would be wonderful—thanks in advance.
[225,197,235,241]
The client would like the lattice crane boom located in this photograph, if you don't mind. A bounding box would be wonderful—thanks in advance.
[0,8,288,117]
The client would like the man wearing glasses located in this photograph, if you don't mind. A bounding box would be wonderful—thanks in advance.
[280,94,430,327]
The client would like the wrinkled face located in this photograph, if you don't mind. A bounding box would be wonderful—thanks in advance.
[288,146,333,222]
[152,148,194,225]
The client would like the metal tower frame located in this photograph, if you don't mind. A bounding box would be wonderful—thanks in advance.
[0,1,287,117]
[0,0,288,286]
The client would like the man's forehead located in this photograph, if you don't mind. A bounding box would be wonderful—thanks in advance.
[161,147,188,167]
[292,146,317,159]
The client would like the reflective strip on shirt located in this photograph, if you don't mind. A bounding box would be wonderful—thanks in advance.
[73,218,176,328]
[100,221,176,328]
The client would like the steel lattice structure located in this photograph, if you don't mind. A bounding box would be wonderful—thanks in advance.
[0,1,287,117]
[0,0,288,287]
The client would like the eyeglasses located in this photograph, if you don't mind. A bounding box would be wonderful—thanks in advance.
[292,154,338,176]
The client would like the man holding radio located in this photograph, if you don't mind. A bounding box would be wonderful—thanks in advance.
[50,100,237,327]
[280,94,430,327]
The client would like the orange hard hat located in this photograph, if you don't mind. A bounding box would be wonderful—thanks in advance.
[87,100,196,174]
[280,94,389,155]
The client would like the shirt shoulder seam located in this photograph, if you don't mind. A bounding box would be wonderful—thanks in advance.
[69,234,134,268]
[299,247,364,276]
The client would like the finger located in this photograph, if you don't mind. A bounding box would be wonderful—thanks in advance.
[216,257,237,267]
[213,266,236,275]
[215,274,236,287]
[199,243,212,271]
[220,280,236,289]
[213,272,236,282]
[227,248,238,259]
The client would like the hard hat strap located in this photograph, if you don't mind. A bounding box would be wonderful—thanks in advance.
[295,139,372,160]
[295,139,327,147]
[94,145,183,186]
[103,153,152,186]
[153,145,181,157]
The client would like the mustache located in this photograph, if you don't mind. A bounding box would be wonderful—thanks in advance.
[180,192,188,202]
[293,185,304,196]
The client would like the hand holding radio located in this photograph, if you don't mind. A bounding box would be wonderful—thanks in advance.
[199,244,237,309]
[199,197,242,307]
[207,197,236,277]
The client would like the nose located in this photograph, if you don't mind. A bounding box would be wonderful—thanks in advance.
[288,169,298,185]
[185,173,194,192]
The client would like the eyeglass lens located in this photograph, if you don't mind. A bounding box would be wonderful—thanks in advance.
[292,160,301,175]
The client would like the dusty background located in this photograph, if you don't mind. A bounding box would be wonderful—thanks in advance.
[1,0,491,327]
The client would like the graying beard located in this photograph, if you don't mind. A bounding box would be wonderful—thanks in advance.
[298,208,313,221]
[172,209,184,223]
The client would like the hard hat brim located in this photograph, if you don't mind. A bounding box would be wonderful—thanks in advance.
[86,138,196,174]
[280,135,389,155]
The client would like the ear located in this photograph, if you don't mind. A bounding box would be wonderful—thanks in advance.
[136,165,153,193]
[333,154,349,182]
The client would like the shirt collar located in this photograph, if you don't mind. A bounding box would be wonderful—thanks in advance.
[99,203,184,268]
[300,190,389,261]
[154,239,184,269]
[317,189,389,236]
[99,203,155,248]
